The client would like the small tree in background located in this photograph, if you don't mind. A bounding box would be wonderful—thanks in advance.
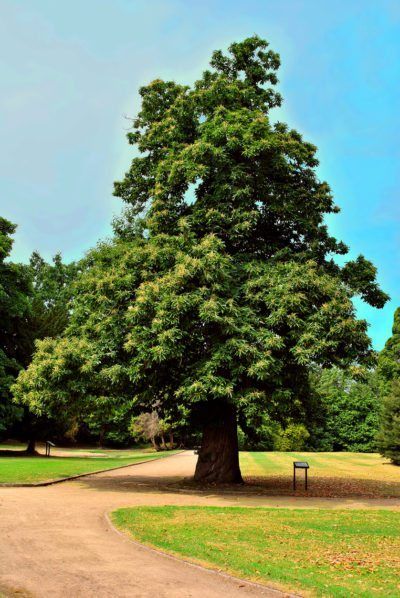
[274,423,310,452]
[131,412,161,450]
[130,411,175,450]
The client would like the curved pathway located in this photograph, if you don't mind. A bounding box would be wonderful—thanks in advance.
[0,451,399,597]
[0,453,282,598]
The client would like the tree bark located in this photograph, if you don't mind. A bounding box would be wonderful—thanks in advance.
[98,425,107,448]
[26,437,36,455]
[194,402,243,484]
[150,436,160,451]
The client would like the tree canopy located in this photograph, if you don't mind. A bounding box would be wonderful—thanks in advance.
[0,239,77,446]
[26,251,78,344]
[378,307,400,384]
[0,217,31,436]
[13,36,388,481]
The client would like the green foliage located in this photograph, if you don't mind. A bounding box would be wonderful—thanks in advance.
[13,336,117,425]
[12,241,140,441]
[377,380,400,465]
[0,218,31,436]
[26,251,78,344]
[238,413,279,450]
[377,308,400,464]
[112,35,387,425]
[0,238,77,442]
[378,307,400,384]
[14,37,388,454]
[274,423,310,451]
[309,368,382,452]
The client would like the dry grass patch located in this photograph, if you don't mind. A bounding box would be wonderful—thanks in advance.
[240,452,400,498]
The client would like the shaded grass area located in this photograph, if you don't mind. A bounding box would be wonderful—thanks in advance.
[0,450,178,484]
[112,506,400,597]
[240,452,400,498]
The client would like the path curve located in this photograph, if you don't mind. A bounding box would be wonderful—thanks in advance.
[1,451,399,598]
[0,452,287,598]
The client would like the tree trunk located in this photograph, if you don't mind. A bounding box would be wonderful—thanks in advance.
[194,402,243,484]
[150,436,160,451]
[98,428,105,448]
[160,434,167,450]
[169,432,174,449]
[26,437,36,455]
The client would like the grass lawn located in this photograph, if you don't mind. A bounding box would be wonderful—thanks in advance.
[240,452,400,498]
[112,505,400,597]
[0,448,179,484]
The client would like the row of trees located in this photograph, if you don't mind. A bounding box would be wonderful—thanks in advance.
[0,235,397,458]
[0,218,78,451]
[1,36,399,480]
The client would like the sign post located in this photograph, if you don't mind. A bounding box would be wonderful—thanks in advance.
[293,461,309,491]
[45,440,55,457]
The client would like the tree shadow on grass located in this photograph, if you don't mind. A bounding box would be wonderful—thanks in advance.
[243,475,400,499]
[78,471,190,494]
[77,471,400,499]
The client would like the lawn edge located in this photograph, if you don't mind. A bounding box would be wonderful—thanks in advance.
[0,450,185,487]
[105,511,301,598]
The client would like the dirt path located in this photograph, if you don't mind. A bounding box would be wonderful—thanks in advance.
[0,452,399,598]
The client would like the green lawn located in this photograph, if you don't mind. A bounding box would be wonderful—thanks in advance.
[0,449,178,484]
[112,505,400,597]
[240,452,400,498]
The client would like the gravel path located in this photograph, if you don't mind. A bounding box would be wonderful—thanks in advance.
[1,451,399,598]
[0,453,286,598]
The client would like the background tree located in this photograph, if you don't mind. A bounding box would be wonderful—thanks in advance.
[378,308,400,386]
[274,423,310,452]
[13,240,136,446]
[130,411,175,449]
[0,217,31,440]
[131,412,161,449]
[377,380,400,465]
[309,368,381,452]
[377,308,400,464]
[27,251,78,344]
[14,37,388,482]
[6,251,78,452]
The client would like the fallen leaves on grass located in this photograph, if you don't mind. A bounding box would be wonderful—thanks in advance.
[244,475,400,498]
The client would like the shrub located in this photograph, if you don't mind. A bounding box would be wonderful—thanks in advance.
[274,423,310,451]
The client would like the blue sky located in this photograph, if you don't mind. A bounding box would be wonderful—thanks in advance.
[0,0,399,349]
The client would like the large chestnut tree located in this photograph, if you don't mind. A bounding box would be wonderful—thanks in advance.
[15,37,388,482]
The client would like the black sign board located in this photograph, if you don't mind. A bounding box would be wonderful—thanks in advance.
[293,461,309,490]
[45,440,55,457]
